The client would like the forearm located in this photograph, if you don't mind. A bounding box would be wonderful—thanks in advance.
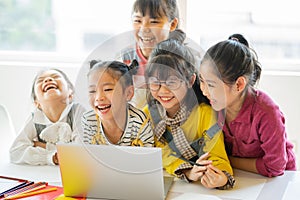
[10,145,55,165]
[229,156,258,174]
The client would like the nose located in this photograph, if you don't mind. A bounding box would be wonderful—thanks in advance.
[43,77,54,83]
[200,82,209,97]
[139,22,151,33]
[95,89,105,102]
[158,83,171,93]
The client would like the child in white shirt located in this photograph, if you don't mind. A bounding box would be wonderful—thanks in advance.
[10,68,86,165]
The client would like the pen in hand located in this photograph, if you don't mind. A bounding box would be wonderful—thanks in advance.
[170,153,205,166]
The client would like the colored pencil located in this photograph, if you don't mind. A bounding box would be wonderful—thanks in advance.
[0,181,33,198]
[0,176,28,182]
[4,187,57,199]
[4,182,46,197]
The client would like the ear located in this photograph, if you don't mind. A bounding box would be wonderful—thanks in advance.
[170,18,178,31]
[235,76,247,92]
[125,85,134,101]
[188,73,196,88]
[68,89,74,101]
[34,100,41,110]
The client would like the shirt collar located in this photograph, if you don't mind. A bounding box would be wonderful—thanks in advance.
[218,89,256,124]
[33,102,74,125]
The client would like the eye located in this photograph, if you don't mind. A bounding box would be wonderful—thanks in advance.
[52,75,61,79]
[104,88,113,92]
[89,90,96,94]
[36,78,43,84]
[133,19,141,23]
[150,19,160,24]
[148,77,159,84]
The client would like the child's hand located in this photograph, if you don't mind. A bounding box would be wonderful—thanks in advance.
[184,152,212,181]
[52,152,59,165]
[58,123,72,143]
[33,141,46,149]
[40,122,72,144]
[200,165,228,189]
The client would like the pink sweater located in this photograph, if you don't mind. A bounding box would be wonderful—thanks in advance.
[218,89,296,177]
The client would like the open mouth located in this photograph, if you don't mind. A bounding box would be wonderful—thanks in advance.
[159,96,174,102]
[43,83,58,92]
[139,36,155,44]
[96,105,111,113]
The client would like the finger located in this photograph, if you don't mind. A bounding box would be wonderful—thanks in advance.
[199,152,210,160]
[192,165,207,173]
[207,164,222,174]
[196,160,212,166]
[188,169,204,181]
[201,174,214,189]
[204,168,217,180]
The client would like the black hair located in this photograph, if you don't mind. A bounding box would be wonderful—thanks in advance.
[228,33,249,47]
[201,40,262,90]
[132,0,179,27]
[31,68,74,101]
[146,33,209,111]
[88,60,139,89]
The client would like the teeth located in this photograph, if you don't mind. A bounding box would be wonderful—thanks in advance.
[43,84,57,92]
[143,37,153,41]
[161,97,172,101]
[97,105,111,110]
[140,36,154,42]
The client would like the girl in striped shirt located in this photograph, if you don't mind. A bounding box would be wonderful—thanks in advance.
[81,60,154,147]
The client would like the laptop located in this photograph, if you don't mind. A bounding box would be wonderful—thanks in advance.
[56,143,174,200]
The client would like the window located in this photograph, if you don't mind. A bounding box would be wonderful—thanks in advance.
[1,0,300,71]
[186,0,300,71]
[0,0,135,65]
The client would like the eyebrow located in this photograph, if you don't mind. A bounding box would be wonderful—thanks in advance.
[199,75,217,84]
[132,14,142,18]
[37,73,60,81]
[206,80,217,84]
[89,82,115,88]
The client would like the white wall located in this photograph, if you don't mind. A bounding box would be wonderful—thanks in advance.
[258,71,300,169]
[0,65,299,169]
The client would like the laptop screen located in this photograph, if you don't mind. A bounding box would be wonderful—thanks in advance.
[57,143,167,200]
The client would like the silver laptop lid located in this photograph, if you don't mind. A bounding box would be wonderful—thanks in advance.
[57,143,165,200]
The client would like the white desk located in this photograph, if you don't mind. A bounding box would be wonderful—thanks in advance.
[1,161,299,200]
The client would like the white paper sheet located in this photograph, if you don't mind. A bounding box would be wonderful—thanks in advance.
[282,181,300,200]
[170,175,266,200]
[173,193,222,200]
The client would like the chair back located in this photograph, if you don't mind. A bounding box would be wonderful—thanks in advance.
[0,104,16,162]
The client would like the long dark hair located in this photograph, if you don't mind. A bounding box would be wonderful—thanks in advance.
[201,40,262,90]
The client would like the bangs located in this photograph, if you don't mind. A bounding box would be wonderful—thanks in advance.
[133,0,166,19]
[146,55,186,81]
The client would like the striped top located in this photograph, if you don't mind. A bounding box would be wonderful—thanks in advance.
[81,104,154,147]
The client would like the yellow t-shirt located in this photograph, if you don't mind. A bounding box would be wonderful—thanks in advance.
[143,103,233,176]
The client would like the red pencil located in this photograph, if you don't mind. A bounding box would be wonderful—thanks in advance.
[0,176,28,182]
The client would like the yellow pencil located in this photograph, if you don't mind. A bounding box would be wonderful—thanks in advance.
[4,187,57,199]
[5,184,47,198]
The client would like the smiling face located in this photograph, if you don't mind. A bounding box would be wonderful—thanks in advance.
[88,69,133,122]
[149,69,189,117]
[132,11,177,58]
[199,61,237,111]
[33,69,73,109]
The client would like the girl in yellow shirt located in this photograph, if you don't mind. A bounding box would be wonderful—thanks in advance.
[143,33,235,189]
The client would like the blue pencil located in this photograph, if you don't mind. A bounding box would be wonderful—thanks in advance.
[0,181,34,197]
